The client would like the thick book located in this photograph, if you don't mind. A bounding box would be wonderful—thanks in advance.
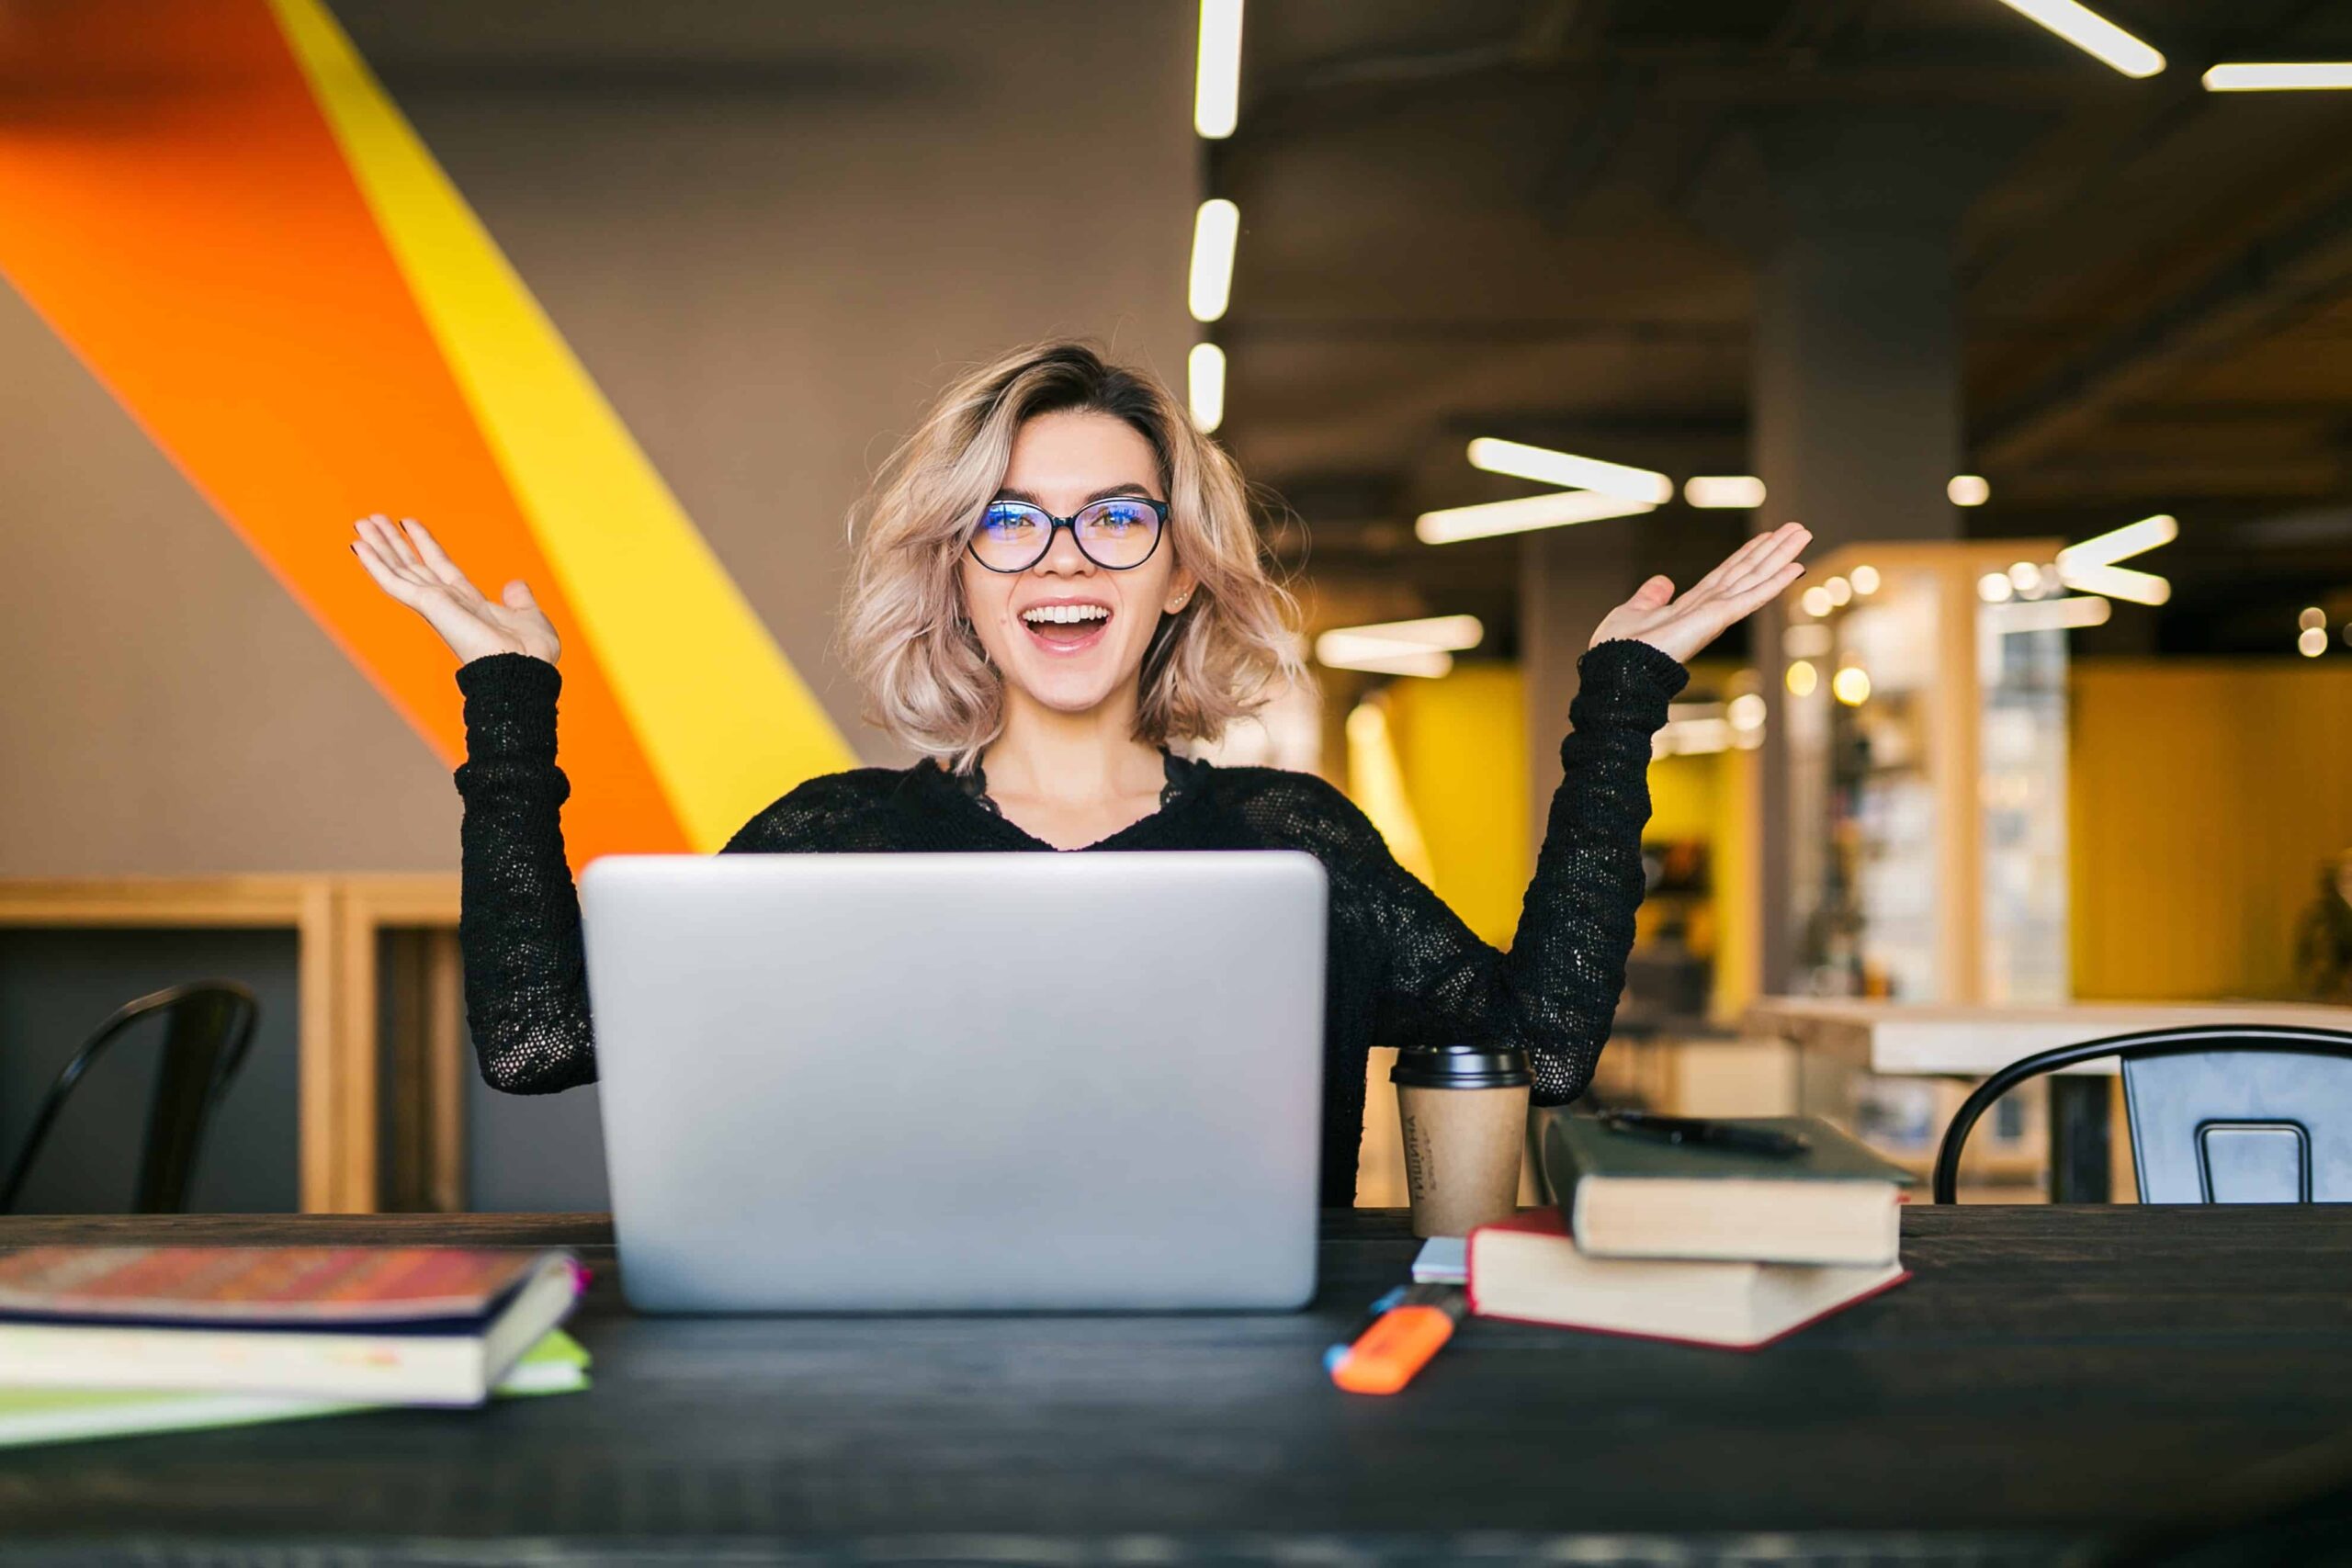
[1544,1113,1911,1266]
[0,1247,582,1405]
[1467,1210,1907,1349]
[0,1329,591,1450]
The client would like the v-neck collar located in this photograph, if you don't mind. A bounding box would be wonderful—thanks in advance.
[922,748,1202,852]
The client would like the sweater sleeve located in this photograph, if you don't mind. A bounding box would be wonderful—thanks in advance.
[452,652,600,1093]
[1324,637,1686,1105]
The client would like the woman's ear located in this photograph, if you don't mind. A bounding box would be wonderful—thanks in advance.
[1164,564,1200,615]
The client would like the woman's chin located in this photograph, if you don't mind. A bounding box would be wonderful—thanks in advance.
[1003,660,1132,717]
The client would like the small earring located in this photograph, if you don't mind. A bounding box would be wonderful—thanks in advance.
[1169,593,1192,612]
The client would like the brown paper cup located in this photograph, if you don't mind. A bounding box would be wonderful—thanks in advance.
[1396,1081,1529,1237]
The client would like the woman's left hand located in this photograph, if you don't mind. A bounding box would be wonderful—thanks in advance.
[1587,521,1812,663]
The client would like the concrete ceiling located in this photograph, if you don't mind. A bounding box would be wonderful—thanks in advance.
[1213,0,2352,656]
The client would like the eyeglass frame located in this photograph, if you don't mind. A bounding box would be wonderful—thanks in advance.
[964,495,1171,574]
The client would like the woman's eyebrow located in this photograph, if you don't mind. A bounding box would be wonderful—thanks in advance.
[991,483,1161,506]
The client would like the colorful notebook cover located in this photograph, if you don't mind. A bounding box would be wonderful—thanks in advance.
[0,1247,560,1326]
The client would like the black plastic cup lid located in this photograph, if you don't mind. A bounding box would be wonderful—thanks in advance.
[1390,1043,1531,1089]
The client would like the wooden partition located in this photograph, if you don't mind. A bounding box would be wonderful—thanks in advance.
[0,875,461,1213]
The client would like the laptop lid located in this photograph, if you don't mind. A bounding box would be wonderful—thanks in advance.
[578,850,1327,1312]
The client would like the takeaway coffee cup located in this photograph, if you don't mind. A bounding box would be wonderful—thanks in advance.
[1391,1043,1532,1237]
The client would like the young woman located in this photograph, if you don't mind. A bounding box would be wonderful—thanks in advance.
[352,340,1809,1204]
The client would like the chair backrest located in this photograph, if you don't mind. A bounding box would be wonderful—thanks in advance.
[1932,1024,2352,1204]
[0,982,261,1213]
[2124,1048,2352,1202]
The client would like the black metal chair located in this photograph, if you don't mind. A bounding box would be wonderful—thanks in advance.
[0,981,261,1213]
[1933,1023,2352,1204]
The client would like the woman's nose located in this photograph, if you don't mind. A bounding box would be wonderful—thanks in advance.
[1035,523,1093,575]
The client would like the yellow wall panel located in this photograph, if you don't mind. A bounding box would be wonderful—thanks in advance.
[2071,661,2352,1001]
[1385,665,1530,948]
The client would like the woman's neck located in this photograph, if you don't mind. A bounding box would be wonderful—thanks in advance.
[981,687,1162,805]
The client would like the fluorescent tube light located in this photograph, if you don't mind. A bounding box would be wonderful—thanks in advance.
[2057,561,2171,605]
[1323,643,1453,678]
[1986,596,2113,635]
[1685,476,1766,509]
[1189,199,1239,322]
[1188,342,1226,432]
[1194,0,1244,136]
[1994,0,2165,78]
[2205,62,2352,91]
[2057,513,2177,570]
[1415,491,1656,545]
[1317,615,1484,659]
[1465,438,1673,504]
[1317,617,1481,677]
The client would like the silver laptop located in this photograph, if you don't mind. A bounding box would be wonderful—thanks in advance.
[578,850,1328,1313]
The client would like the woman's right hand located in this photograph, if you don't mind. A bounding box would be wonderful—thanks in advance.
[349,514,561,666]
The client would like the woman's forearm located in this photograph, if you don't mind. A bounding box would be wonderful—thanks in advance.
[1503,637,1687,1102]
[453,652,599,1093]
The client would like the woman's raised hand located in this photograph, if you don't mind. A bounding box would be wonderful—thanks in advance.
[349,514,561,666]
[1587,521,1811,664]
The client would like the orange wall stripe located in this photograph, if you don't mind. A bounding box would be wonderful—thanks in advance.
[0,0,686,869]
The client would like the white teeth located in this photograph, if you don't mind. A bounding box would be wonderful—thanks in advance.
[1021,604,1110,626]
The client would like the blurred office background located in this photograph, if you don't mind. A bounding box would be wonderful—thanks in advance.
[3,0,2351,1212]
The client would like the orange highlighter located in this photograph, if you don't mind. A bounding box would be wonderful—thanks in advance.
[1327,1283,1465,1394]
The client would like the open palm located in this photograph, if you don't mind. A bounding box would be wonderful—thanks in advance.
[349,514,561,666]
[1589,522,1811,664]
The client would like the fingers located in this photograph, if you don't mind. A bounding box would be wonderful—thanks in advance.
[354,516,429,588]
[1720,524,1810,598]
[353,519,434,592]
[1689,522,1807,605]
[349,533,426,606]
[1685,521,1796,599]
[1723,559,1806,618]
[1631,574,1674,608]
[399,518,484,598]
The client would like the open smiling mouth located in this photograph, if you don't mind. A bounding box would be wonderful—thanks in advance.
[1019,603,1112,654]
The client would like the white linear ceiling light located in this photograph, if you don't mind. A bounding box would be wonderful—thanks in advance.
[1994,0,2165,78]
[1465,438,1673,504]
[2204,62,2352,91]
[1193,0,1244,137]
[1415,490,1657,545]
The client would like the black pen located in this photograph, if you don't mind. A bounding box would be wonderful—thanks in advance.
[1598,1110,1808,1157]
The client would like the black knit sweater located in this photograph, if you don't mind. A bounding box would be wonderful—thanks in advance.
[451,638,1687,1204]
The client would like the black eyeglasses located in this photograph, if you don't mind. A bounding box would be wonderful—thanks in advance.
[967,496,1169,573]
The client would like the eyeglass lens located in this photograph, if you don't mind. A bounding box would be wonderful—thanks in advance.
[970,499,1162,571]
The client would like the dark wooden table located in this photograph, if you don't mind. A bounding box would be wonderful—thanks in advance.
[2,1207,2350,1566]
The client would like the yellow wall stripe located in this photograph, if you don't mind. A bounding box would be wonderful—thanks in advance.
[267,0,855,850]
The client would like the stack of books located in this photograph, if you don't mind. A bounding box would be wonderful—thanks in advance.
[1468,1114,1914,1349]
[0,1245,587,1448]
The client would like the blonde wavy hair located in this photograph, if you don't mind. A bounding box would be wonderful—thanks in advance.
[838,340,1305,772]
